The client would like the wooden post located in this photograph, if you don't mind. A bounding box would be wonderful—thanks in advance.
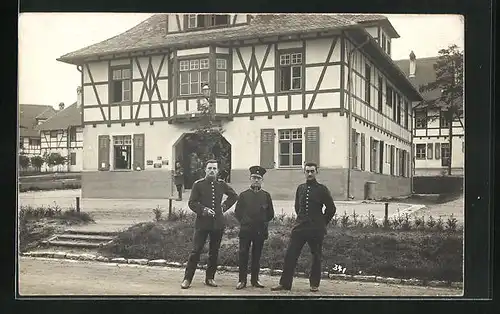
[168,198,173,220]
[76,197,80,213]
[384,202,389,227]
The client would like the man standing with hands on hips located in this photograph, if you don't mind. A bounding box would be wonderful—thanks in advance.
[181,159,238,289]
[234,165,275,290]
[271,162,336,292]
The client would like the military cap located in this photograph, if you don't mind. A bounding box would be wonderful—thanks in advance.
[249,165,266,178]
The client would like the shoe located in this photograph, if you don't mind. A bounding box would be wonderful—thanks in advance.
[251,280,265,288]
[205,279,218,287]
[181,279,191,289]
[271,284,291,291]
[236,282,247,290]
[310,286,319,292]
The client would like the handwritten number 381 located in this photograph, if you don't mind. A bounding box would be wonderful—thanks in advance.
[332,264,346,273]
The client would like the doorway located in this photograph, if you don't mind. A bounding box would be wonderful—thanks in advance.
[113,135,132,170]
[174,132,232,189]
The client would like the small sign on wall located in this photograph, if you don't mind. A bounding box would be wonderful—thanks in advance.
[162,159,169,165]
[157,156,162,160]
[147,160,154,166]
[154,162,162,168]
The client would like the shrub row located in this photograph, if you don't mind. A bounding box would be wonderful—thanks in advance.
[99,208,463,282]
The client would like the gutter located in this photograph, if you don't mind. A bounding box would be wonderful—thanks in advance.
[346,33,371,200]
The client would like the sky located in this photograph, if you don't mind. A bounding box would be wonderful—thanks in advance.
[18,13,464,108]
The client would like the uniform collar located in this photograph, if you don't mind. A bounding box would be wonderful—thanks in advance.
[306,179,319,186]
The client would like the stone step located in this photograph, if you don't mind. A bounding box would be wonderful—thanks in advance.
[55,234,114,242]
[43,240,104,249]
[64,229,118,237]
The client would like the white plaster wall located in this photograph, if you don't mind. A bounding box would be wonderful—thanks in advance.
[223,112,348,169]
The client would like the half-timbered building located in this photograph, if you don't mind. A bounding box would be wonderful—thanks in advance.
[36,97,84,172]
[19,104,57,157]
[58,13,422,200]
[395,54,464,176]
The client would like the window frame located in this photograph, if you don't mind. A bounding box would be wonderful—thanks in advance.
[109,65,132,104]
[415,109,428,129]
[440,110,451,128]
[177,55,229,97]
[276,48,304,94]
[278,128,303,168]
[377,76,383,112]
[427,143,434,159]
[69,127,77,142]
[415,144,426,160]
[50,131,58,139]
[184,14,230,30]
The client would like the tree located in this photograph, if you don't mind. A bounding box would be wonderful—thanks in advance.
[19,154,30,173]
[46,152,67,172]
[418,44,464,175]
[30,155,44,172]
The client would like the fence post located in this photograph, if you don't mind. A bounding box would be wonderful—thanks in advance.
[384,202,389,227]
[76,197,80,213]
[168,198,173,220]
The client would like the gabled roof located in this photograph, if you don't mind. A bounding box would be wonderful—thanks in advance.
[19,104,57,137]
[58,13,422,101]
[57,14,391,64]
[394,56,442,103]
[35,102,81,131]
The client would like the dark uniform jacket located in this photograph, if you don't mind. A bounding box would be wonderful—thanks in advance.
[293,179,336,235]
[188,177,238,230]
[235,188,275,239]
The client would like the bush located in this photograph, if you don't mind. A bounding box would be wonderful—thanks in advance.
[99,217,463,282]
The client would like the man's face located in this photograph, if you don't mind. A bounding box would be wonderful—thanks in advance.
[304,166,317,181]
[205,162,219,178]
[250,175,263,188]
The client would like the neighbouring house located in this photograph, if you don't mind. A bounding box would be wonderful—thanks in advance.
[395,53,464,177]
[35,90,84,172]
[57,13,422,200]
[19,104,57,157]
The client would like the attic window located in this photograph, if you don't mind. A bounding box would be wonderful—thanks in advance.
[186,14,229,29]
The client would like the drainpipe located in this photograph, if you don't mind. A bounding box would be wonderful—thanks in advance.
[346,34,371,200]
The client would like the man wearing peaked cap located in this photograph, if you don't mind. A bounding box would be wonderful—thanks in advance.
[234,165,275,290]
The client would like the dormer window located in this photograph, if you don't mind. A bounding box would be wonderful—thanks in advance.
[185,14,230,30]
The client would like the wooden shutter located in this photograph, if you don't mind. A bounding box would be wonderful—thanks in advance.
[390,145,395,175]
[98,135,110,171]
[351,129,357,169]
[133,134,145,170]
[435,143,441,159]
[379,140,384,174]
[70,152,76,166]
[360,133,365,170]
[369,137,374,172]
[305,127,320,166]
[260,129,275,169]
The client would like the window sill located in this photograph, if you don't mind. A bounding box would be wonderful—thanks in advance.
[275,90,303,96]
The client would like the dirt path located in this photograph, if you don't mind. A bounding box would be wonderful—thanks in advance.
[18,257,460,297]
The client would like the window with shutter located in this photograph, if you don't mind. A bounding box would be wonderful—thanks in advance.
[70,152,76,166]
[427,143,433,159]
[133,134,145,170]
[260,129,275,169]
[98,135,110,171]
[390,145,395,175]
[304,127,320,166]
[435,143,441,159]
[360,133,365,170]
[369,137,374,172]
[351,129,358,169]
[379,140,384,174]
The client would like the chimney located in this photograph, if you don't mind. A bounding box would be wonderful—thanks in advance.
[409,51,416,78]
[59,102,65,110]
[77,86,83,107]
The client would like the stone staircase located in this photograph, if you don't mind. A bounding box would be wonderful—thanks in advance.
[41,229,117,249]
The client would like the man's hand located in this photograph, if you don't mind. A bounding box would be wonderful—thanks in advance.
[203,207,215,217]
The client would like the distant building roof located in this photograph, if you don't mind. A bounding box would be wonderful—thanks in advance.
[35,102,81,131]
[19,104,57,137]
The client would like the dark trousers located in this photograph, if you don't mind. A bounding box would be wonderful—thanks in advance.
[279,231,324,288]
[184,228,224,282]
[175,184,183,199]
[238,237,264,283]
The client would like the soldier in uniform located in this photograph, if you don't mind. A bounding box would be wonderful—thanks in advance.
[180,159,239,289]
[235,166,275,290]
[271,162,336,292]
